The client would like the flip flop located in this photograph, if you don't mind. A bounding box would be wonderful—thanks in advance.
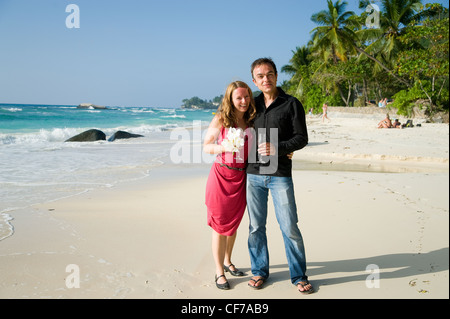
[297,280,314,295]
[248,277,265,290]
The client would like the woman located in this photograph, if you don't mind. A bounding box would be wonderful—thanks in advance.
[322,103,330,122]
[203,81,256,290]
[378,113,392,128]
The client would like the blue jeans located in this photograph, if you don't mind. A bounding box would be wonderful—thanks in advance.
[246,174,308,285]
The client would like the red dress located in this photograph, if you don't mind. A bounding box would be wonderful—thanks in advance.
[205,126,250,236]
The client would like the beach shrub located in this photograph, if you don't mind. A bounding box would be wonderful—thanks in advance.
[353,97,366,107]
[304,85,325,113]
[393,80,450,118]
[392,84,427,117]
[303,87,341,113]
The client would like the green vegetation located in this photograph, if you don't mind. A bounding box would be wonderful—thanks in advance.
[181,95,223,109]
[281,0,449,119]
[181,92,261,109]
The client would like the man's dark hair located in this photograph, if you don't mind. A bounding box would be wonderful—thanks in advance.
[251,57,278,79]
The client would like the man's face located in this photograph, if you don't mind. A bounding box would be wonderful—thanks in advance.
[252,64,278,94]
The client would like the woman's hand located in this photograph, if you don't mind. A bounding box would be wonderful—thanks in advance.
[203,115,223,155]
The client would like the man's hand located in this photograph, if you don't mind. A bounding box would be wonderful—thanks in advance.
[258,143,294,159]
[258,142,276,156]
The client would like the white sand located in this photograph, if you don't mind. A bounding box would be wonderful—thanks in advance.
[0,112,448,300]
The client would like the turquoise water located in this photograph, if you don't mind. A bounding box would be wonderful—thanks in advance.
[0,103,215,136]
[0,103,216,240]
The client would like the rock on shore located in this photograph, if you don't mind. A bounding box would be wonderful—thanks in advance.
[108,131,144,142]
[65,129,106,142]
[65,129,144,142]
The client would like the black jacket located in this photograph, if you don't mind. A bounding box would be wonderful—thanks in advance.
[246,88,308,177]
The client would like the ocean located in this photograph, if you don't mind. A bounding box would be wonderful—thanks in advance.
[0,103,216,241]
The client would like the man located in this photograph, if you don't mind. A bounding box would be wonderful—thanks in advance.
[246,57,313,294]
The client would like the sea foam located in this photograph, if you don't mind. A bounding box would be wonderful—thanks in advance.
[0,104,214,241]
[0,213,14,241]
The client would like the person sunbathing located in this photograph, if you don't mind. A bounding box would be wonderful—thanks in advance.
[378,114,392,129]
[392,119,402,129]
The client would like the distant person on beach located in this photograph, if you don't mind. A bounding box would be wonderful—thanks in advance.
[378,98,387,108]
[392,119,402,129]
[322,103,330,122]
[378,113,393,128]
[203,81,256,290]
[246,57,314,294]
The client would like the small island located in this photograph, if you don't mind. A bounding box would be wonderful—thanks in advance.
[77,103,108,110]
[181,96,223,110]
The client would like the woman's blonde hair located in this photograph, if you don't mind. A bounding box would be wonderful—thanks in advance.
[218,81,256,128]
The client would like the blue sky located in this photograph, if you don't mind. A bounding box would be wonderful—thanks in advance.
[0,0,447,108]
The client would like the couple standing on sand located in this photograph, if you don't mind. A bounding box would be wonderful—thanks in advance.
[203,58,314,295]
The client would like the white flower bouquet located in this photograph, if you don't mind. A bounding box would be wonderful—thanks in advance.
[221,127,245,154]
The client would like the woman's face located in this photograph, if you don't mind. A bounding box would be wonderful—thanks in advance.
[232,87,251,115]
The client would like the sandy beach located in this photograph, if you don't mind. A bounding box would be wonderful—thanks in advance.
[0,109,448,301]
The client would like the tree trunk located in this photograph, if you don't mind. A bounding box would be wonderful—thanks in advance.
[338,85,349,107]
[418,79,435,116]
[363,78,369,105]
[355,46,411,88]
[347,81,352,106]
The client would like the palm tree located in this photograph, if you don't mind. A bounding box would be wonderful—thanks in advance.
[281,46,311,74]
[281,46,311,97]
[311,0,357,64]
[356,0,428,86]
[310,0,358,106]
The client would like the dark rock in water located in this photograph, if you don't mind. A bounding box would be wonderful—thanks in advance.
[65,129,106,142]
[108,130,144,142]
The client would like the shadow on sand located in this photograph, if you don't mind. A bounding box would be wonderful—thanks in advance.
[234,248,448,290]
